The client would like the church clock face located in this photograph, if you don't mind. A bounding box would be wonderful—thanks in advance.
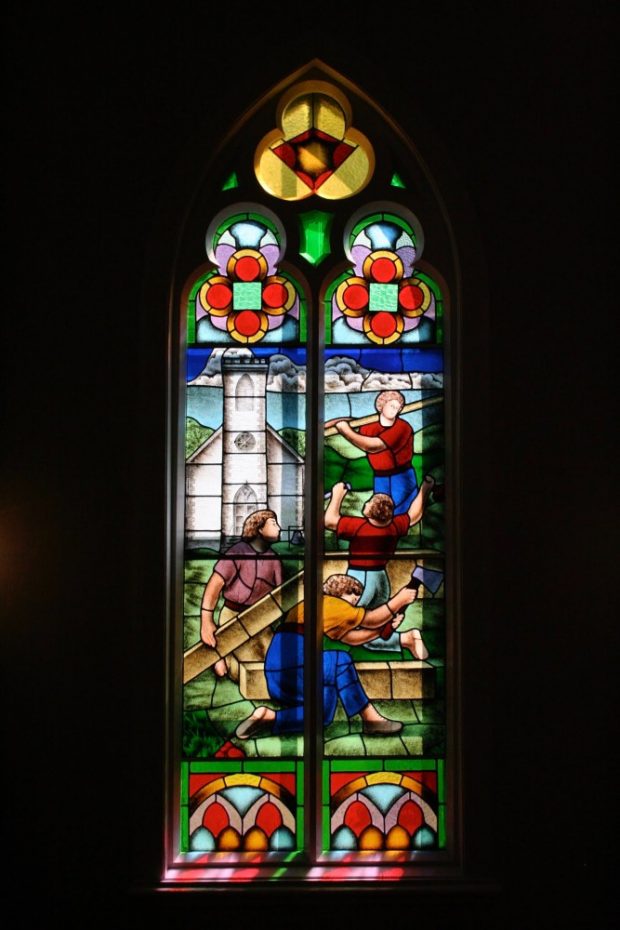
[234,431,256,450]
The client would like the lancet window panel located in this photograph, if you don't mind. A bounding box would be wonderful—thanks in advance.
[169,62,458,882]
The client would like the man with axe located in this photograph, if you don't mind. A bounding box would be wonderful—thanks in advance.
[325,479,436,659]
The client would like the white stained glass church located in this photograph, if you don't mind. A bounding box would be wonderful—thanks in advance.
[185,350,305,549]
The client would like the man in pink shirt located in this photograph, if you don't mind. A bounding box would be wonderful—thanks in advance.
[200,509,283,679]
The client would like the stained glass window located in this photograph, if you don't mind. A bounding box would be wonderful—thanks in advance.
[167,64,457,882]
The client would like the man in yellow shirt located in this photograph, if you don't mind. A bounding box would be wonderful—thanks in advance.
[235,573,418,740]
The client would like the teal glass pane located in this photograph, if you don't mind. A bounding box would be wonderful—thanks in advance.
[233,281,262,310]
[369,282,398,312]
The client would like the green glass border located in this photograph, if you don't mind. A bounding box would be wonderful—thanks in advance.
[180,761,190,852]
[189,760,241,774]
[280,269,307,344]
[186,270,216,345]
[389,758,438,772]
[415,270,444,343]
[438,758,445,802]
[246,760,297,773]
[329,759,383,772]
[323,270,349,345]
[438,803,447,848]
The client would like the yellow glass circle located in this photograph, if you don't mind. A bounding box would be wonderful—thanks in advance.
[217,826,242,851]
[243,827,269,851]
[385,825,411,850]
[358,825,384,850]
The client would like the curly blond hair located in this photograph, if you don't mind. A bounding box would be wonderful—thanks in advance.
[322,574,363,598]
[241,509,277,541]
[375,390,405,413]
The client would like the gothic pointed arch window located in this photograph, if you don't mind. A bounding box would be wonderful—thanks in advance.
[234,373,255,412]
[169,61,463,883]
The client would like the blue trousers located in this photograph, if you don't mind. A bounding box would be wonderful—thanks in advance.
[265,630,369,735]
[347,568,401,652]
[374,466,418,514]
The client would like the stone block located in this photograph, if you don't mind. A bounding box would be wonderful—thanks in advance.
[238,662,270,700]
[390,661,435,699]
[350,661,435,700]
[356,662,393,698]
[234,657,435,701]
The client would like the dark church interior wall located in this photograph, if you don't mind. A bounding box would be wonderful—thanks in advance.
[4,4,615,928]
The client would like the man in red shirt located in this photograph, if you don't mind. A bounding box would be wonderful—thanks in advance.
[332,390,418,514]
[325,478,435,658]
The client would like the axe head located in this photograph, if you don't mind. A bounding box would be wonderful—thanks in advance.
[411,564,444,596]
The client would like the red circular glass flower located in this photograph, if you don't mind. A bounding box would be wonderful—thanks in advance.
[335,249,432,344]
[198,248,296,343]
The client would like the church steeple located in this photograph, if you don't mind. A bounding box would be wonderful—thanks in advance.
[220,351,269,543]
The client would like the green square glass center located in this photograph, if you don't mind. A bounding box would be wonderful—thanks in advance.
[369,282,398,312]
[233,281,262,310]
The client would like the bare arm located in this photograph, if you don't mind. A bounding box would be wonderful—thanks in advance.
[200,572,225,646]
[362,586,418,629]
[340,614,404,645]
[407,474,435,526]
[324,481,348,530]
[335,420,386,453]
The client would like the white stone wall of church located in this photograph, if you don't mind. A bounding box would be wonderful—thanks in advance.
[185,495,221,535]
[267,462,303,496]
[222,431,267,454]
[185,463,222,495]
[222,454,267,487]
[266,430,300,464]
[269,496,303,532]
[190,431,222,465]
